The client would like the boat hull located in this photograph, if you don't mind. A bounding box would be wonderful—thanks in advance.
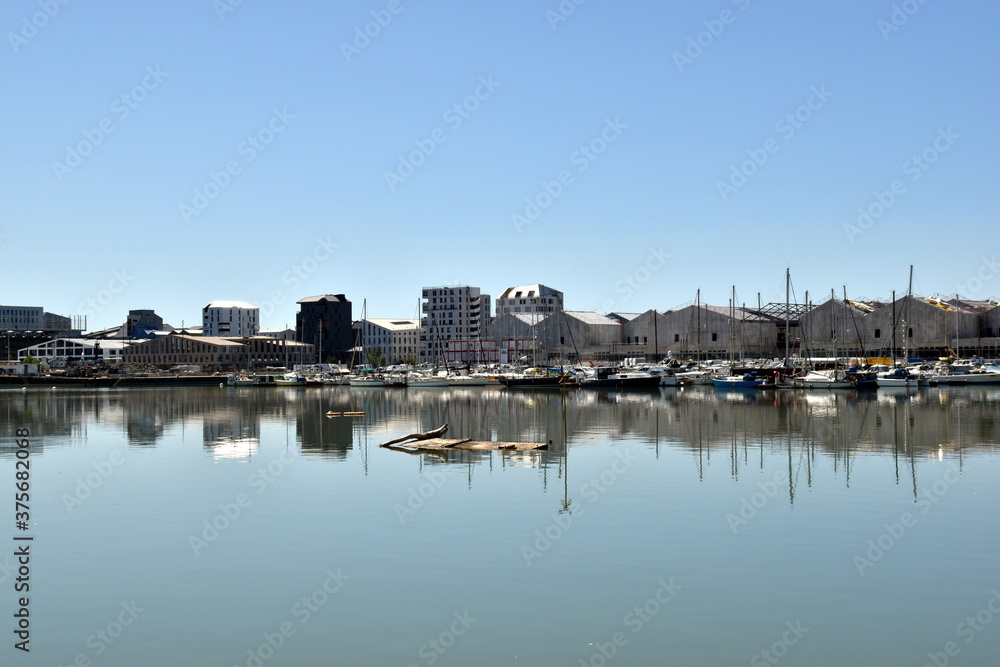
[449,376,489,386]
[348,379,385,387]
[712,377,763,388]
[499,376,566,387]
[580,376,661,389]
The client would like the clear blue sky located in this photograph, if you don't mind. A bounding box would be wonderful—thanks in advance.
[2,0,997,330]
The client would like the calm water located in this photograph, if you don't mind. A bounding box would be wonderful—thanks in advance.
[3,384,1000,666]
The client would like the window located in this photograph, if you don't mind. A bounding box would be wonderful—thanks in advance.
[908,327,913,338]
[674,334,680,342]
[874,328,881,339]
[711,333,718,342]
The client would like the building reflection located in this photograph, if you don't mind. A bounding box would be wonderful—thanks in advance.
[1,386,998,495]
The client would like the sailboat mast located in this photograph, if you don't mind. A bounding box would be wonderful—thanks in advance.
[891,289,897,363]
[784,268,790,366]
[696,289,701,363]
[730,286,735,365]
[830,288,836,360]
[905,265,913,364]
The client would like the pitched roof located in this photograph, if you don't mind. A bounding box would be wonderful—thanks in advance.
[564,311,620,326]
[296,294,349,304]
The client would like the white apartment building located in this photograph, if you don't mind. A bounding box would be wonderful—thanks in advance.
[495,284,564,317]
[360,319,420,365]
[420,286,491,364]
[202,301,259,337]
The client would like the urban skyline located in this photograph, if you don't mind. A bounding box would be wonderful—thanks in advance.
[2,2,996,333]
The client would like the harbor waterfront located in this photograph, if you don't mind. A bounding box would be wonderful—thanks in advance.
[4,384,1000,666]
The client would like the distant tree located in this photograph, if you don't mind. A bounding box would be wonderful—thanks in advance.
[22,355,42,365]
[367,347,386,369]
[403,354,418,366]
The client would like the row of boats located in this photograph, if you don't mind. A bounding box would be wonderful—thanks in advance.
[710,359,1000,389]
[227,358,1000,390]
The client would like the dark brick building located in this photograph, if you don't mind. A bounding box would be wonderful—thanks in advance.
[295,295,353,363]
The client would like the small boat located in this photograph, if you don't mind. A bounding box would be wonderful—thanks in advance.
[407,373,450,387]
[578,367,661,389]
[348,375,385,387]
[499,368,569,387]
[929,364,1000,385]
[790,370,853,389]
[448,374,489,386]
[274,372,307,386]
[227,374,258,386]
[712,373,764,389]
[844,366,878,389]
[875,367,920,388]
[381,372,409,387]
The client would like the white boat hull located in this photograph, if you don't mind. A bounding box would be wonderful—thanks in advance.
[348,379,384,387]
[449,376,489,386]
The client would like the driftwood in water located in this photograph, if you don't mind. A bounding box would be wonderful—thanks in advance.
[383,437,549,452]
[378,424,448,448]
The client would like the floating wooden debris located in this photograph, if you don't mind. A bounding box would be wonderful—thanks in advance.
[325,411,366,417]
[378,424,449,446]
[378,424,548,451]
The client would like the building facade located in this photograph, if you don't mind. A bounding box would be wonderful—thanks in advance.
[296,294,353,363]
[420,286,491,364]
[360,318,420,365]
[0,305,44,330]
[202,301,259,337]
[495,284,563,317]
[18,338,129,366]
[123,334,314,370]
[127,309,165,338]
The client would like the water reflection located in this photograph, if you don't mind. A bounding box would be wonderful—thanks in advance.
[1,385,997,481]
